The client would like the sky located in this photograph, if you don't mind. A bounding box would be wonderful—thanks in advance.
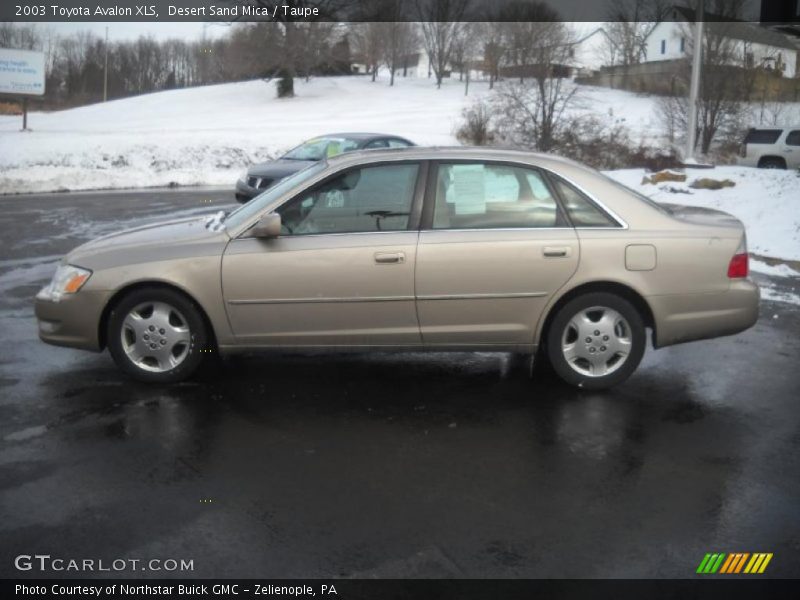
[24,21,231,42]
[33,20,608,43]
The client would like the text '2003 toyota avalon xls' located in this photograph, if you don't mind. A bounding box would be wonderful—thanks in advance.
[35,148,759,390]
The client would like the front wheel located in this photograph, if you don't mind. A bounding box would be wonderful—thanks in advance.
[546,292,646,390]
[107,287,209,383]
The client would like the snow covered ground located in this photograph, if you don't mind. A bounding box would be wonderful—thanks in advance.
[0,76,661,195]
[606,167,800,264]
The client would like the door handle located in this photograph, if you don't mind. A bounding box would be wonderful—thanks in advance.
[543,246,570,258]
[374,252,405,264]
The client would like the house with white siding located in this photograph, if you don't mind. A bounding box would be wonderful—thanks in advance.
[643,6,798,78]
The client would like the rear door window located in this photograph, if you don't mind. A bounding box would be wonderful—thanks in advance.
[432,163,564,229]
[786,131,800,146]
[744,129,782,144]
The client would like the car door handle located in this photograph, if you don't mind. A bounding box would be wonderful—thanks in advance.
[543,246,571,258]
[374,252,405,264]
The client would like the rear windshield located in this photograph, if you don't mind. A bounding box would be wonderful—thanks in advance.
[744,129,782,144]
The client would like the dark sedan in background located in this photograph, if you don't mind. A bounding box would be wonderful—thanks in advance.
[235,132,415,202]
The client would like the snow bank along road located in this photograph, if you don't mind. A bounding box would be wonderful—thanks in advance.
[1,187,799,579]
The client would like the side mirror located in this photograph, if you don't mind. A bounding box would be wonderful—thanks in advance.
[250,213,282,239]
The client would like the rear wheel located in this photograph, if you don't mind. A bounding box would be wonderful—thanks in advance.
[758,157,786,169]
[107,287,209,383]
[546,293,645,390]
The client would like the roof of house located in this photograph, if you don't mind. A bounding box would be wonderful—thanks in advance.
[571,27,610,46]
[672,5,798,51]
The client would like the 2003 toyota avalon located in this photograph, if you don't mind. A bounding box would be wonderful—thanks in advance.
[35,148,759,389]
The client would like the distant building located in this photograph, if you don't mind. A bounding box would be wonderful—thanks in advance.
[644,5,798,78]
[565,28,612,77]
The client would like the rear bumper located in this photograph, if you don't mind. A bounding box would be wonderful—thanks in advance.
[34,288,110,351]
[649,279,760,348]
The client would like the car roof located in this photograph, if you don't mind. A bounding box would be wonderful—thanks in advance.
[317,132,412,141]
[324,145,596,176]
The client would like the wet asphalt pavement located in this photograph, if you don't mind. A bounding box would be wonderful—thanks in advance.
[1,188,799,579]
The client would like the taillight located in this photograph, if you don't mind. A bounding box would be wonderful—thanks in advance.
[739,143,747,158]
[727,253,748,278]
[727,236,748,278]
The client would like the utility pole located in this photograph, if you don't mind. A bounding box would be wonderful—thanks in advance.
[685,0,704,161]
[103,26,108,102]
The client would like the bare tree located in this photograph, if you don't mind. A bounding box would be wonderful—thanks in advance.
[415,0,470,88]
[603,0,669,68]
[661,0,754,154]
[363,0,419,86]
[476,22,506,89]
[449,24,469,82]
[0,22,41,50]
[385,22,419,85]
[350,23,385,81]
[249,0,353,97]
[490,22,578,152]
[495,1,560,84]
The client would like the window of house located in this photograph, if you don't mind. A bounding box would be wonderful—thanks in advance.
[277,163,419,235]
[432,163,563,230]
[661,39,666,54]
[680,37,685,52]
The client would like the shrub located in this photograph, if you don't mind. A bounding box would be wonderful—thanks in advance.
[455,99,495,146]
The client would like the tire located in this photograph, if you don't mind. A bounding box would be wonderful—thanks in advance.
[545,292,646,390]
[107,287,210,383]
[758,157,786,169]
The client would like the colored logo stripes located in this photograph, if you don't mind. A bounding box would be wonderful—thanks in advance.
[696,553,773,574]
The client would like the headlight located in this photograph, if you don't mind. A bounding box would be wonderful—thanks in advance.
[39,265,92,302]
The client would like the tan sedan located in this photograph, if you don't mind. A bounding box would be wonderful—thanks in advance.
[35,148,759,389]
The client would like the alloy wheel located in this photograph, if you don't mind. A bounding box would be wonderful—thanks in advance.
[120,301,192,373]
[560,306,632,378]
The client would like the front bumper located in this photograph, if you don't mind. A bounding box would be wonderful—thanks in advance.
[34,288,111,351]
[649,279,760,348]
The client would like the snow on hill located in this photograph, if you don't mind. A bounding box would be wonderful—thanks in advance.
[0,76,661,194]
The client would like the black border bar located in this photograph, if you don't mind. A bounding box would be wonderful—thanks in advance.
[3,0,794,23]
[5,579,800,600]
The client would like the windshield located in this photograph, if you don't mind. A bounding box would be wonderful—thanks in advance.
[282,137,361,161]
[224,162,327,231]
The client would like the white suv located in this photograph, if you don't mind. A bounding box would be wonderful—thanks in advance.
[738,127,800,169]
